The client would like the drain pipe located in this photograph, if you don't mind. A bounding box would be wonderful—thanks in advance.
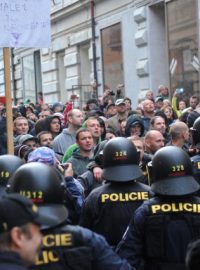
[11,48,17,105]
[90,0,98,98]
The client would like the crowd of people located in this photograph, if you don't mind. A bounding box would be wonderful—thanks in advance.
[0,84,200,269]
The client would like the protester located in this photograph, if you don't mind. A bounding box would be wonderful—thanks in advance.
[67,128,94,178]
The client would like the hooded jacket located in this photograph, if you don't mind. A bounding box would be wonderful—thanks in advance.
[67,149,93,178]
[53,128,76,157]
[125,114,145,137]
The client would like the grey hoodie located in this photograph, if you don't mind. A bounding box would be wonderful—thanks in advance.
[53,128,76,156]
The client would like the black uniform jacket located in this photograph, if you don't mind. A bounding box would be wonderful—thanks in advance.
[30,224,133,270]
[80,180,152,247]
[117,195,200,270]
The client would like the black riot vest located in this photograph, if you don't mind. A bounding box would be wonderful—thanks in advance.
[143,196,200,270]
[30,225,93,270]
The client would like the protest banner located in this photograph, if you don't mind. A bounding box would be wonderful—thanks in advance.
[0,0,51,154]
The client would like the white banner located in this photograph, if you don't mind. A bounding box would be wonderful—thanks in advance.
[0,0,51,48]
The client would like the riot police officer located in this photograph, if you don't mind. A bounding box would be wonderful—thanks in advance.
[80,137,152,247]
[117,146,200,270]
[190,117,200,185]
[8,162,133,270]
[0,155,24,196]
[186,239,200,270]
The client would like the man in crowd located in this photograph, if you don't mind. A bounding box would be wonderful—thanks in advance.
[150,115,170,143]
[184,95,199,113]
[13,116,30,146]
[37,131,54,148]
[18,134,38,151]
[38,109,52,119]
[105,103,117,118]
[85,117,102,146]
[53,109,84,157]
[167,121,189,150]
[107,99,128,133]
[68,128,94,178]
[14,116,29,137]
[62,116,101,163]
[144,130,165,156]
[141,99,155,131]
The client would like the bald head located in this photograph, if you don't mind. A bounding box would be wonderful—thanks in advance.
[170,121,189,141]
[68,109,84,128]
[145,130,165,154]
[142,99,155,113]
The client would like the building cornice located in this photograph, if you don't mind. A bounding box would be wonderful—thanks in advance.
[51,0,90,22]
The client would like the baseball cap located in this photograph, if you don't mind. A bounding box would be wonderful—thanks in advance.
[155,96,163,103]
[115,99,126,106]
[18,134,37,145]
[0,193,54,232]
[106,103,115,110]
[27,147,56,166]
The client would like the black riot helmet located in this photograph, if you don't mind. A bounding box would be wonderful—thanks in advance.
[190,117,200,148]
[102,137,142,182]
[8,162,68,229]
[0,155,24,194]
[151,146,199,196]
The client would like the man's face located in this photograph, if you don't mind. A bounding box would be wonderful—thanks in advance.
[116,103,126,114]
[130,124,142,136]
[14,119,29,135]
[153,117,166,135]
[107,105,117,116]
[39,133,53,148]
[143,100,155,113]
[146,132,165,154]
[24,140,37,150]
[155,100,163,109]
[190,98,198,110]
[19,223,42,266]
[86,119,101,139]
[70,110,84,127]
[77,131,94,152]
[39,110,51,119]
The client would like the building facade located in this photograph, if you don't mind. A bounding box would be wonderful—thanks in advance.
[0,0,199,107]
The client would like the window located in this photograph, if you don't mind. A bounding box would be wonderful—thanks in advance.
[22,51,42,103]
[101,23,124,94]
[166,0,199,98]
